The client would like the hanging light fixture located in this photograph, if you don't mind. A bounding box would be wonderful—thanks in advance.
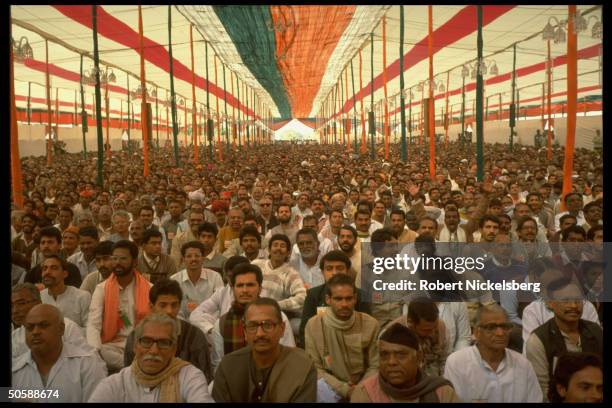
[84,66,117,86]
[12,36,33,63]
[461,65,470,78]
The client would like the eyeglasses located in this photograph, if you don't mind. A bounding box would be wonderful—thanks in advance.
[137,337,174,349]
[478,323,513,332]
[244,320,279,334]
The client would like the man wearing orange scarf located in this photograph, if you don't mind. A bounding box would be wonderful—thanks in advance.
[86,240,151,372]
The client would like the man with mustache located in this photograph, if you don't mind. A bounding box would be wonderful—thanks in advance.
[87,240,152,373]
[40,255,91,328]
[89,313,213,402]
[264,204,300,248]
[213,297,316,402]
[444,304,542,402]
[12,304,107,402]
[548,352,603,403]
[289,228,325,289]
[336,225,362,287]
[351,323,459,402]
[80,241,114,295]
[526,279,602,400]
[210,263,295,373]
[304,273,380,402]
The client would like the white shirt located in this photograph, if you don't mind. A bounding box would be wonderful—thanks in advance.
[88,363,213,402]
[170,268,224,320]
[87,277,152,350]
[554,211,586,232]
[438,302,472,354]
[41,286,91,328]
[210,310,296,374]
[521,299,600,349]
[12,317,93,358]
[67,251,98,281]
[444,346,542,402]
[12,342,107,402]
[289,252,325,288]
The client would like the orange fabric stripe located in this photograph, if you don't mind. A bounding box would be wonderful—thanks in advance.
[270,5,356,118]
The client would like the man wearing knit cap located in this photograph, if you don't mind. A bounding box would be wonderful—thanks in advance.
[351,323,460,402]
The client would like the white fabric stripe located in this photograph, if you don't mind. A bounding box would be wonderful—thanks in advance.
[308,5,391,118]
[176,5,281,118]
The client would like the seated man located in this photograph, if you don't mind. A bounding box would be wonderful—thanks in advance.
[170,241,224,319]
[289,228,326,289]
[124,279,213,383]
[80,241,114,295]
[444,304,542,402]
[89,313,213,402]
[87,240,152,372]
[305,274,380,402]
[40,255,91,328]
[525,278,602,400]
[213,297,316,402]
[189,256,251,339]
[299,250,370,347]
[548,352,603,403]
[210,263,295,373]
[385,298,449,377]
[351,323,460,402]
[12,304,107,402]
[137,229,177,284]
[222,225,267,261]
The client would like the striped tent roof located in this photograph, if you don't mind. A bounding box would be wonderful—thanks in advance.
[11,5,602,128]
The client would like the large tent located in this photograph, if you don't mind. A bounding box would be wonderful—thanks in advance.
[11,5,602,155]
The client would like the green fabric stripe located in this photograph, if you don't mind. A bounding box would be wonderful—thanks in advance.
[213,5,291,119]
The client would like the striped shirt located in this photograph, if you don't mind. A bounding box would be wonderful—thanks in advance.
[252,259,306,314]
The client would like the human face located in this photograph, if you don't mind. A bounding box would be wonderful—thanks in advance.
[129,221,145,241]
[183,247,203,271]
[199,231,216,251]
[379,340,420,388]
[95,253,115,280]
[24,306,64,355]
[322,260,349,282]
[152,294,181,319]
[41,258,67,288]
[244,305,284,354]
[417,220,437,237]
[474,311,512,352]
[112,215,130,234]
[585,205,602,223]
[259,198,273,217]
[559,366,603,403]
[11,289,39,327]
[56,210,72,228]
[214,211,227,227]
[111,247,135,277]
[518,220,538,242]
[61,232,79,252]
[269,240,289,265]
[560,217,577,231]
[228,210,244,231]
[139,209,154,226]
[277,206,292,224]
[330,212,344,228]
[135,322,177,375]
[168,202,182,218]
[514,204,531,219]
[325,284,356,320]
[566,194,584,212]
[444,211,459,231]
[311,200,324,217]
[79,235,98,259]
[355,213,371,233]
[390,214,406,237]
[241,235,260,258]
[98,206,112,223]
[298,195,310,210]
[411,319,438,339]
[233,272,261,305]
[40,236,61,257]
[547,284,584,324]
[188,213,205,235]
[338,229,357,253]
[143,236,162,258]
[527,195,542,212]
[297,233,318,259]
[480,220,499,242]
[373,203,386,218]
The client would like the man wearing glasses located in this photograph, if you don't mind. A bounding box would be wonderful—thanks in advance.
[212,297,316,402]
[89,313,213,402]
[210,263,295,374]
[444,304,542,402]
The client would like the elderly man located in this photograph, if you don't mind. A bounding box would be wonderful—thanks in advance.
[305,273,380,402]
[107,210,131,243]
[40,255,91,328]
[212,297,317,402]
[351,323,460,402]
[137,229,177,284]
[210,263,295,373]
[170,241,224,319]
[289,228,325,289]
[12,283,91,357]
[124,279,213,383]
[87,240,152,372]
[89,313,214,402]
[12,304,107,402]
[217,207,245,254]
[444,304,542,402]
[253,234,307,336]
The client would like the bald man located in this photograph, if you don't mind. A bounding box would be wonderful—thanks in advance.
[12,304,107,402]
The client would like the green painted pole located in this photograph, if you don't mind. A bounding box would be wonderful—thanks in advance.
[92,5,104,187]
[168,5,180,166]
[476,5,484,181]
[79,54,87,158]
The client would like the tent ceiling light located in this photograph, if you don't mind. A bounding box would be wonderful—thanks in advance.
[12,36,33,63]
